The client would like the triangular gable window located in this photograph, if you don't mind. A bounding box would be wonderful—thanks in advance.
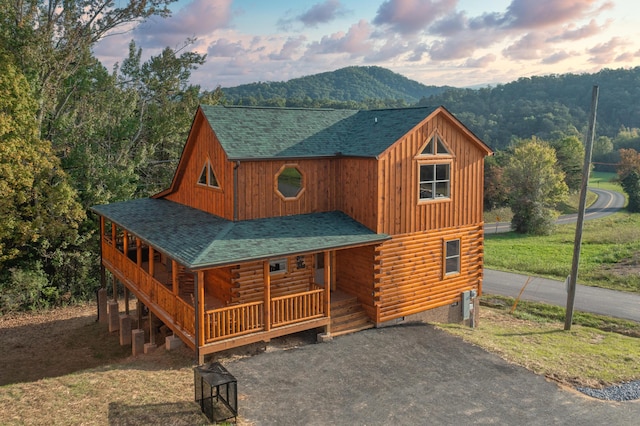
[197,159,220,188]
[420,133,450,156]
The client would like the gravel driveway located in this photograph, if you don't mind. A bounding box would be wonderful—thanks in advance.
[225,323,639,425]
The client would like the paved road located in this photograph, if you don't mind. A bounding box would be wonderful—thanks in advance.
[483,269,640,322]
[482,187,639,322]
[484,187,625,234]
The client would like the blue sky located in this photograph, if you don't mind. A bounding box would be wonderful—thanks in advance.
[94,0,640,89]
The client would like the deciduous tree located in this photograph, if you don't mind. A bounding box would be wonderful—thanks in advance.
[0,52,84,286]
[504,138,568,235]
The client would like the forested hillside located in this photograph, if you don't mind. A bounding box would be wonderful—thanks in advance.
[222,66,451,105]
[421,67,640,151]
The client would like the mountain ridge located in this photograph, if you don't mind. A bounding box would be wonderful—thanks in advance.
[221,66,453,104]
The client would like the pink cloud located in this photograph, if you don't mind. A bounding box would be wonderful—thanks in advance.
[551,19,606,41]
[269,36,307,60]
[542,50,573,64]
[505,0,610,29]
[207,38,246,58]
[503,33,547,60]
[373,0,457,35]
[365,37,409,62]
[299,0,348,27]
[587,36,629,63]
[306,20,373,57]
[463,54,497,68]
[428,28,503,61]
[135,0,234,48]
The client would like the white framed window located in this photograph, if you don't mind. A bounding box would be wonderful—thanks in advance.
[417,131,452,202]
[444,239,460,276]
[269,258,288,275]
[419,163,450,200]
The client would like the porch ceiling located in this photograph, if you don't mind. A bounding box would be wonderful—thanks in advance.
[91,198,389,270]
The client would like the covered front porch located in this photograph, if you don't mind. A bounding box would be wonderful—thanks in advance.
[93,198,388,362]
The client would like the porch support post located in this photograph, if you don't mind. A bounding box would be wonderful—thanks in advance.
[136,238,142,268]
[123,230,128,255]
[324,251,331,319]
[263,261,271,332]
[99,216,105,245]
[195,271,205,364]
[124,287,130,315]
[111,222,116,244]
[198,271,205,346]
[148,310,155,345]
[149,247,155,277]
[112,274,117,301]
[172,260,179,295]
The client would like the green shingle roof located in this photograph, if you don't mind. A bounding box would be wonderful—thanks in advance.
[91,199,389,270]
[200,105,439,159]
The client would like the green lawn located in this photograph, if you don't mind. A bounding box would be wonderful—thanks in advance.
[484,172,640,293]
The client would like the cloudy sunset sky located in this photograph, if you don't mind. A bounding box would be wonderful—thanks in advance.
[94,0,640,90]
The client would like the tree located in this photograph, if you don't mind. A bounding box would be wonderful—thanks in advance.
[617,148,640,180]
[484,154,509,210]
[550,135,585,193]
[617,148,640,212]
[0,51,85,308]
[621,171,640,213]
[0,0,175,142]
[504,138,568,235]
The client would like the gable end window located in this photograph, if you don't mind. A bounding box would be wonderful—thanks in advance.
[419,163,450,200]
[198,160,220,189]
[421,133,450,156]
[444,239,460,276]
[418,131,452,201]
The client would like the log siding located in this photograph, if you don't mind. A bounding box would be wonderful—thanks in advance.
[374,224,484,323]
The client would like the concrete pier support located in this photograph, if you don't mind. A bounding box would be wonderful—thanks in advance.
[132,329,145,356]
[108,300,119,332]
[119,315,132,346]
[165,335,183,351]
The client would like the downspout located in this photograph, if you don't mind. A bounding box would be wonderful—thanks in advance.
[233,161,240,221]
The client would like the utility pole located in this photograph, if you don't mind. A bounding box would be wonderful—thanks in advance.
[564,85,599,330]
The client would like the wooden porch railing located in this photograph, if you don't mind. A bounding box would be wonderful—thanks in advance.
[103,240,328,347]
[271,288,325,327]
[102,241,196,336]
[204,301,264,343]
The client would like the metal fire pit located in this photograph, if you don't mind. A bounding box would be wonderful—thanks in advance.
[194,362,238,423]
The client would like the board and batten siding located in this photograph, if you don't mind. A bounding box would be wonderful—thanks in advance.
[337,157,378,231]
[235,159,340,221]
[374,224,484,323]
[163,112,235,220]
[376,112,486,235]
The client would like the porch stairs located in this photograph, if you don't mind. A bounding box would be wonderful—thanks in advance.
[330,293,374,337]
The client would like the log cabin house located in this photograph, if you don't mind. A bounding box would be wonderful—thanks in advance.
[91,105,492,362]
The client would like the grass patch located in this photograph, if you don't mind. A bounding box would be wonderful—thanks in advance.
[590,171,622,192]
[438,296,640,387]
[485,173,639,293]
[485,211,640,293]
